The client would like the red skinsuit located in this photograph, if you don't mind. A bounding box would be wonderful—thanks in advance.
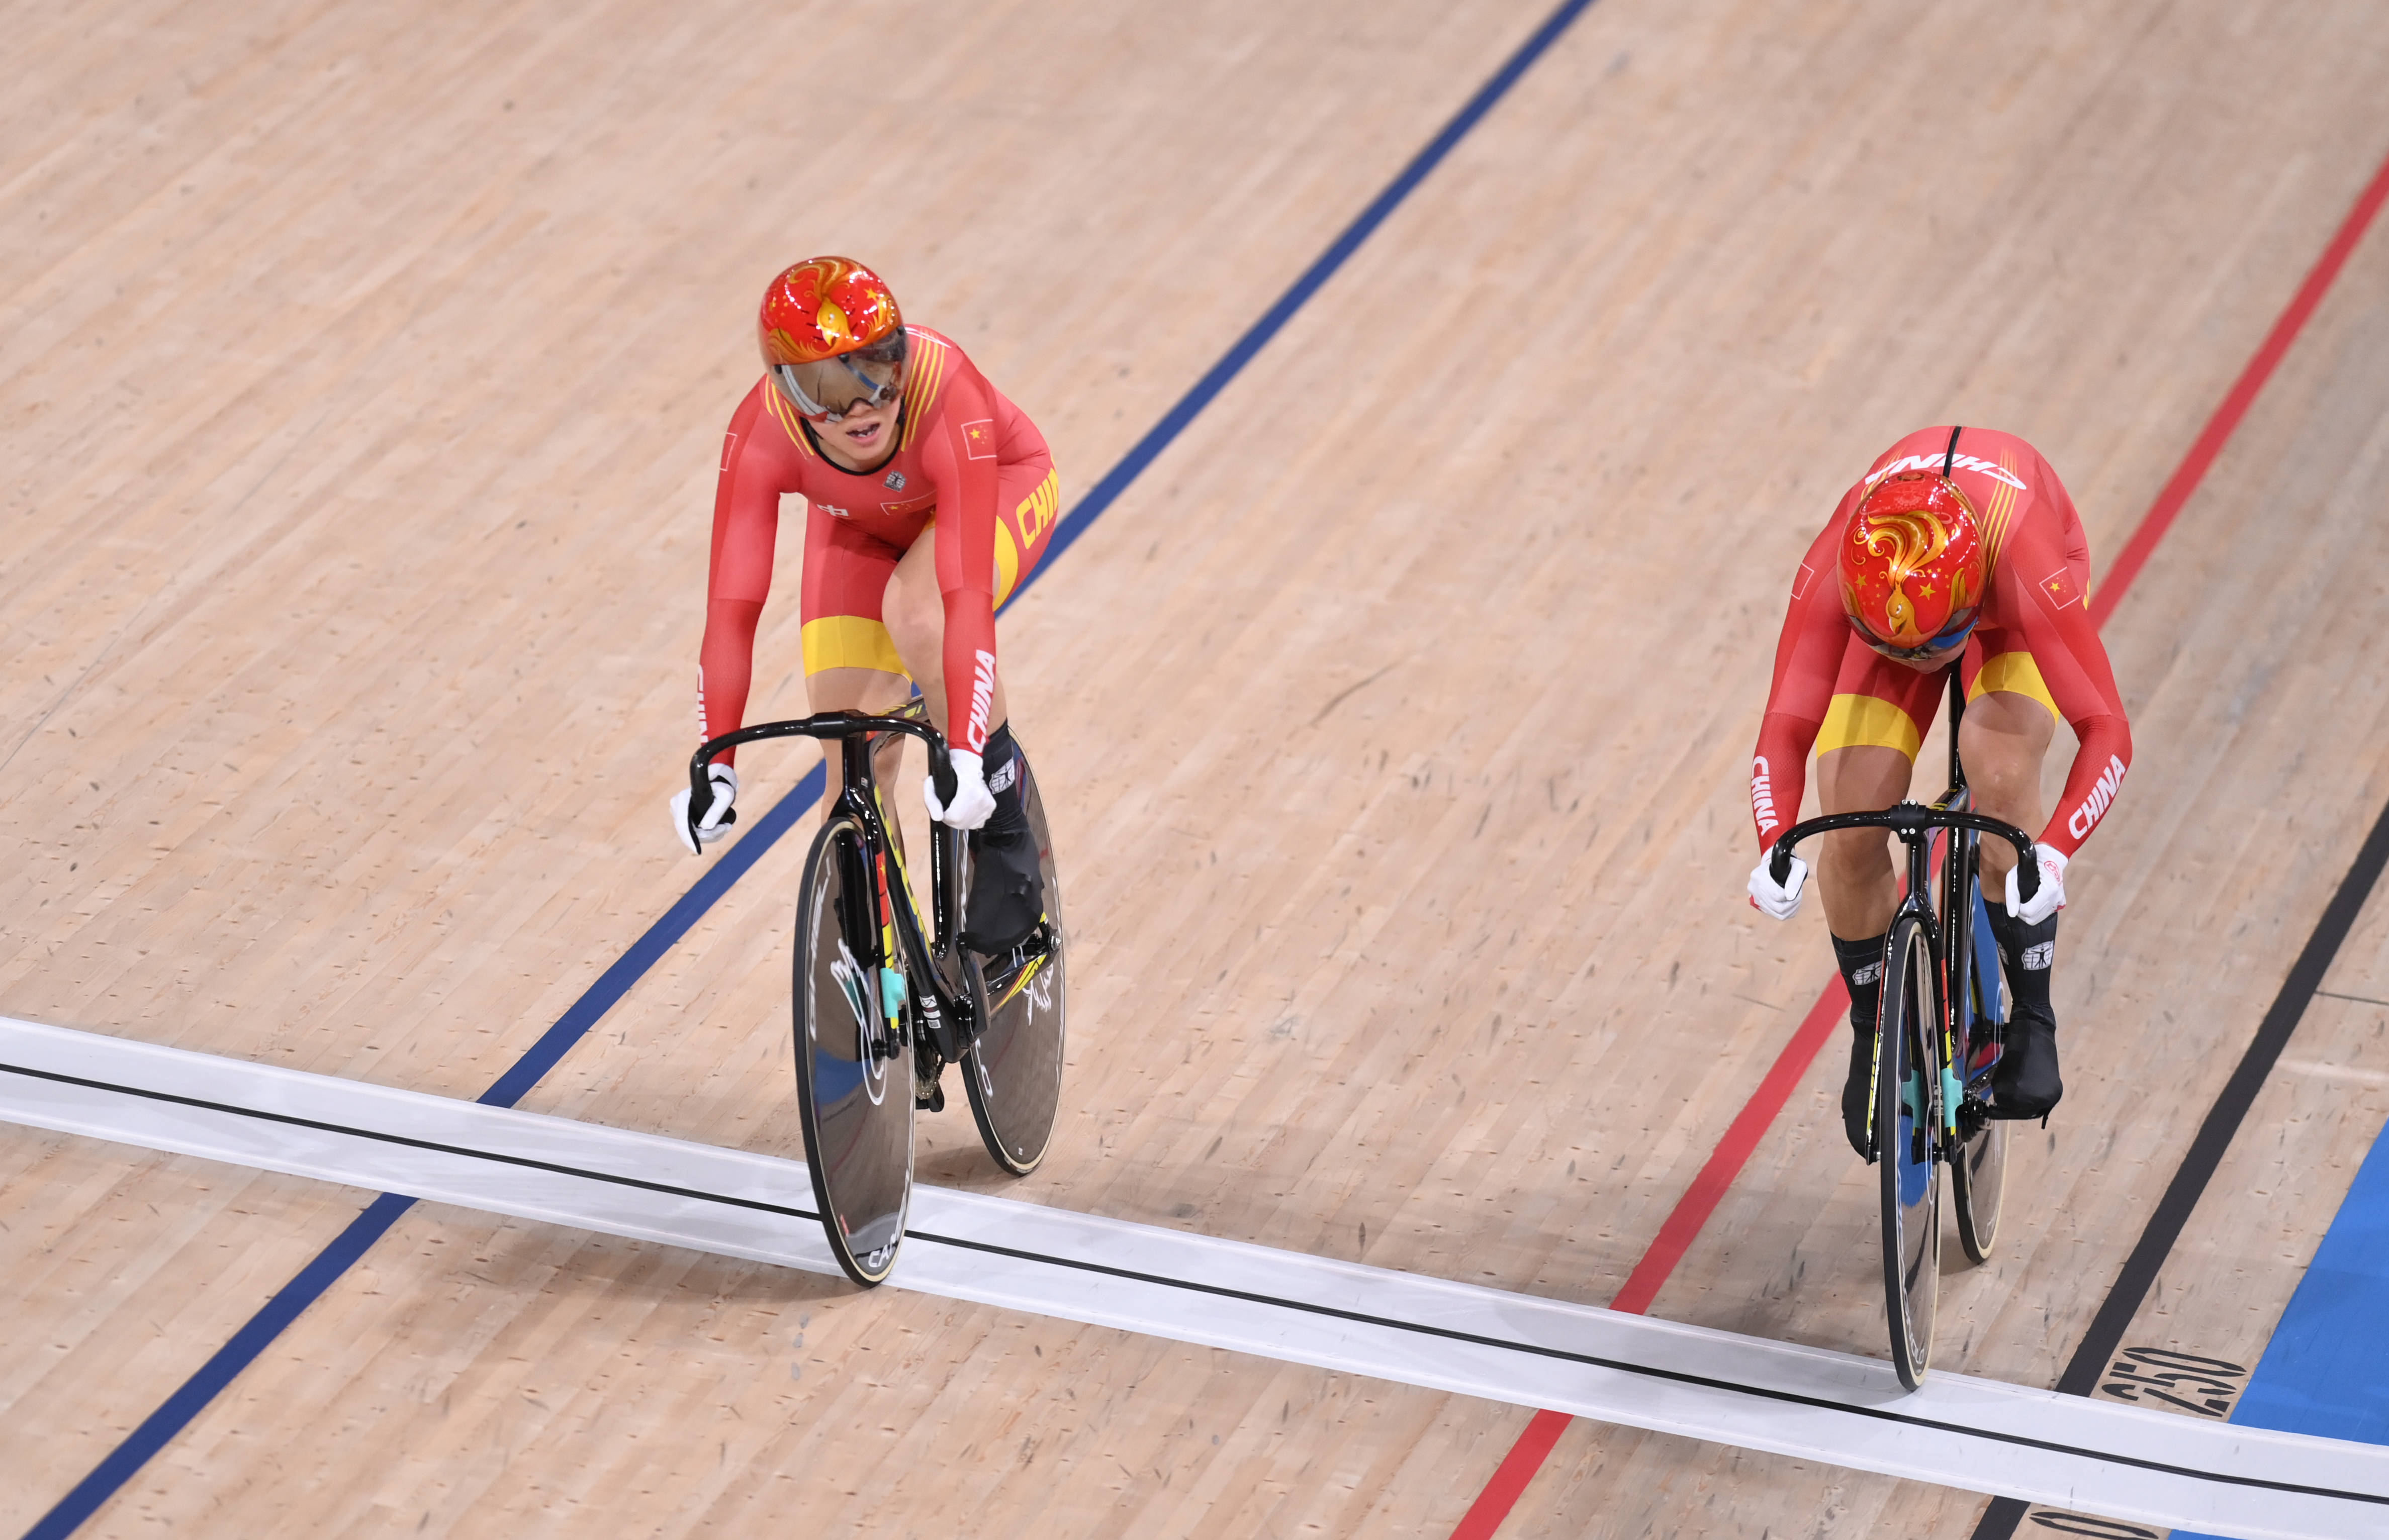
[1750,427,2133,858]
[699,327,1059,763]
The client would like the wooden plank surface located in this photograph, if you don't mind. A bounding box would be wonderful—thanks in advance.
[4,0,2388,1535]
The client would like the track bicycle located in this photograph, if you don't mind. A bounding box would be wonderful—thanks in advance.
[688,702,1067,1286]
[1766,675,2040,1389]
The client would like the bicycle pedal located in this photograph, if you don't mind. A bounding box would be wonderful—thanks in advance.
[914,1080,945,1113]
[979,926,1053,996]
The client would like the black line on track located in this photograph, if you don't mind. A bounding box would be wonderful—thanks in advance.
[9,1056,2384,1508]
[1969,788,2389,1538]
[0,1061,822,1224]
[904,1229,2388,1507]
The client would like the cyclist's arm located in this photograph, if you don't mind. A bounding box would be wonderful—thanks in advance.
[2026,440,2095,585]
[1751,511,1859,848]
[696,387,785,767]
[921,371,1005,756]
[2006,519,2133,856]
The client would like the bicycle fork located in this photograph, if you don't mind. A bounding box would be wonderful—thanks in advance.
[872,848,907,1060]
[859,787,979,1083]
[1869,830,1957,1167]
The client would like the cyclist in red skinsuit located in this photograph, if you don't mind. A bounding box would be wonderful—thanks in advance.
[676,258,1060,953]
[698,327,1059,766]
[1745,426,2132,1153]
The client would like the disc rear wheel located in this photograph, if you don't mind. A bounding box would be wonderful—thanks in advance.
[1952,1118,2006,1265]
[960,746,1067,1176]
[1951,885,2009,1264]
[793,810,916,1286]
[1878,914,1941,1390]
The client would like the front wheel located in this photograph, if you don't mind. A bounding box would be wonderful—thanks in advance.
[960,744,1067,1176]
[793,810,916,1286]
[1877,913,1942,1390]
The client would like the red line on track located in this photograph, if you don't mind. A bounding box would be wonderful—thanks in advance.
[1448,1410,1572,1540]
[1607,981,1851,1317]
[2092,149,2389,628]
[1447,141,2389,1539]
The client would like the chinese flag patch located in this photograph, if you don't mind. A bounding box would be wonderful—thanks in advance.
[961,419,997,460]
[2042,568,2080,608]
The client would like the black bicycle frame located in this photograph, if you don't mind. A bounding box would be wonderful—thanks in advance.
[689,709,979,1057]
[1767,675,2042,1152]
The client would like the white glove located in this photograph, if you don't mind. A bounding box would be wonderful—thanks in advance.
[671,762,738,854]
[1749,852,1809,920]
[924,749,995,831]
[2005,843,2068,925]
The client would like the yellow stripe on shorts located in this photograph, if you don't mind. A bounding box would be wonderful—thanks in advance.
[1967,651,2059,723]
[801,615,909,678]
[994,520,1021,607]
[1817,693,1924,760]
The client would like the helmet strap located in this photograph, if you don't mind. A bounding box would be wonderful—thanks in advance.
[1943,425,1963,477]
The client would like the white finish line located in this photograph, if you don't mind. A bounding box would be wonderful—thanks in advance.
[3,1016,2384,1539]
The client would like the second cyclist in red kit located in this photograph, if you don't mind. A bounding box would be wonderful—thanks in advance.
[674,256,1060,953]
[1745,427,2133,1155]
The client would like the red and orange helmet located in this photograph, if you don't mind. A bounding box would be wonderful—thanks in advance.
[1839,470,1986,659]
[758,257,908,422]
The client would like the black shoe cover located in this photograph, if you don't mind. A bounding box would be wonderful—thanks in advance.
[1843,1029,1876,1160]
[962,824,1043,954]
[1992,1007,2062,1119]
[960,725,1044,954]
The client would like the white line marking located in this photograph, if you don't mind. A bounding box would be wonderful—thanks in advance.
[2,1016,2385,1539]
[2278,1057,2389,1088]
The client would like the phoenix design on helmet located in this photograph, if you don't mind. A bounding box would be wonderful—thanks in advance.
[759,257,909,422]
[1838,470,1984,655]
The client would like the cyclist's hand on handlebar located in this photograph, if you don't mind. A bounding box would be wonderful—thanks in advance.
[924,749,996,830]
[1748,852,1809,920]
[2005,842,2067,924]
[672,762,739,854]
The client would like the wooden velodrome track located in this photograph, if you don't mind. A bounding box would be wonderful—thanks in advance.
[8,0,2389,1534]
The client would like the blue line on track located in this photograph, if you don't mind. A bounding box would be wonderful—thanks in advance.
[22,2,1601,1532]
[2172,1101,2389,1540]
[1024,0,1601,590]
[473,762,825,1111]
[21,760,826,1540]
[24,1196,417,1540]
[2231,1124,2389,1444]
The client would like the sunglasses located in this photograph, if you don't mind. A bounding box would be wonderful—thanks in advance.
[772,334,909,424]
[1852,611,1978,663]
